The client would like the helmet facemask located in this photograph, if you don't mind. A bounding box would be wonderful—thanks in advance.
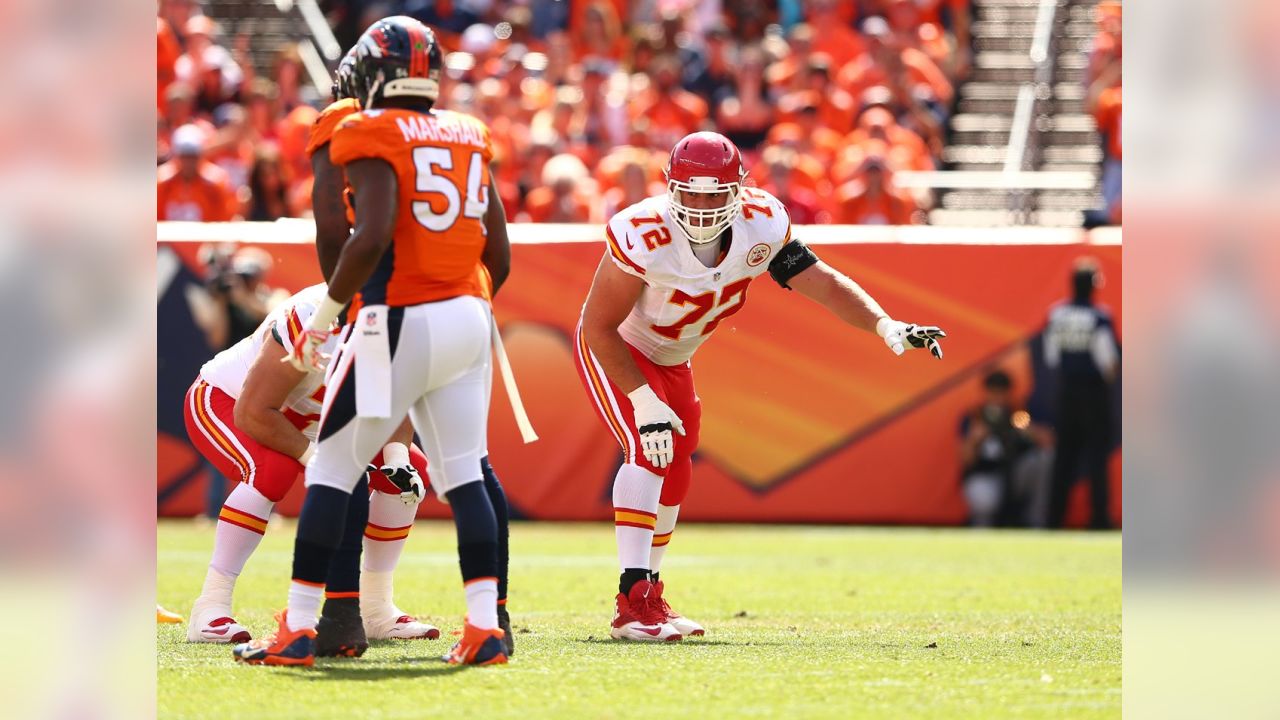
[667,175,742,245]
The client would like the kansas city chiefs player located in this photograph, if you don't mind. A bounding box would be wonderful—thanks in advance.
[577,131,946,642]
[185,283,437,654]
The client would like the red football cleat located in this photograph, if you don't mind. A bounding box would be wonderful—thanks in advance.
[610,579,682,642]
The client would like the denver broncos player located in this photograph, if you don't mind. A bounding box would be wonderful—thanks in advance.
[578,131,947,642]
[235,16,511,666]
[305,46,518,655]
[185,283,437,656]
[308,47,360,281]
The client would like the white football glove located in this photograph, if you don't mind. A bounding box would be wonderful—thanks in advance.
[627,385,685,469]
[370,442,424,505]
[284,327,332,372]
[367,464,425,506]
[282,295,344,372]
[876,318,947,359]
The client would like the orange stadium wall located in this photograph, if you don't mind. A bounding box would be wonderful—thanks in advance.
[158,228,1121,526]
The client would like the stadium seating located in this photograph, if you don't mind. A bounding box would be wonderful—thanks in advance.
[936,0,1105,227]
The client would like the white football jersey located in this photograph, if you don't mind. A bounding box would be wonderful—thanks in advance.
[199,283,340,440]
[602,188,793,366]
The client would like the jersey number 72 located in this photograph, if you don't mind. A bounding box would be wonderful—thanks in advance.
[650,278,751,340]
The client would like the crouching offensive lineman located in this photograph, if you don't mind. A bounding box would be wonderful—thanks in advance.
[185,282,438,656]
[578,131,946,641]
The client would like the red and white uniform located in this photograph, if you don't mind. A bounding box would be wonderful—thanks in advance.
[604,188,793,365]
[199,284,336,440]
[575,187,793,503]
[184,284,421,501]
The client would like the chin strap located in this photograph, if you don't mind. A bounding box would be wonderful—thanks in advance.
[364,70,384,109]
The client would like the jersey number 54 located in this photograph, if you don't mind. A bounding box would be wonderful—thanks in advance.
[410,147,488,232]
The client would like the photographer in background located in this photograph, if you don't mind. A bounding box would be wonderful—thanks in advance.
[959,370,1050,527]
[192,244,287,351]
[185,244,287,518]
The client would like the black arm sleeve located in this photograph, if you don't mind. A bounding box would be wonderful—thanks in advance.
[767,239,820,289]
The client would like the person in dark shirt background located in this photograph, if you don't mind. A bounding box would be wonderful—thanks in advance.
[1044,258,1119,529]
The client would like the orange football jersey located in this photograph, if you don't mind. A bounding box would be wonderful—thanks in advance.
[329,108,494,307]
[306,98,362,225]
[305,98,361,158]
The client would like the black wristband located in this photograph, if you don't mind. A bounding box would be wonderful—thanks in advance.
[768,239,820,289]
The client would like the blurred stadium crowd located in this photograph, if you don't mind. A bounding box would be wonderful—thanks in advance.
[157,0,979,225]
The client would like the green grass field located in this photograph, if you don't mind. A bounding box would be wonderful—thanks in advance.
[158,520,1120,719]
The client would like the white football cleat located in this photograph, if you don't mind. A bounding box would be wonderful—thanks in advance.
[653,580,705,637]
[187,597,251,644]
[610,580,682,642]
[364,607,440,640]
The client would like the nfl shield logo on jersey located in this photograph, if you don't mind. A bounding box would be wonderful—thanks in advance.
[746,243,771,267]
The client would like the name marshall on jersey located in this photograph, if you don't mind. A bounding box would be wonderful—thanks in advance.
[603,188,799,366]
[390,111,488,149]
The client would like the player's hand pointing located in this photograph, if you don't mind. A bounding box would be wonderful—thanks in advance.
[627,384,685,469]
[876,318,946,359]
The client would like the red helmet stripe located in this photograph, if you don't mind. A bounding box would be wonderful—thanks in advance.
[407,24,419,76]
[409,24,427,77]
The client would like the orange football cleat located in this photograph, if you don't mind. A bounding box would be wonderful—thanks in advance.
[442,620,508,666]
[157,605,184,624]
[232,610,316,666]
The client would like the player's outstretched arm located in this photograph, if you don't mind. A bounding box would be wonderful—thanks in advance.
[787,260,947,359]
[310,145,351,283]
[481,173,511,296]
[787,260,891,334]
[237,331,314,462]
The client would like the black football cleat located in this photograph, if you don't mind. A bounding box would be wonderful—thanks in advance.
[315,597,368,658]
[498,605,515,657]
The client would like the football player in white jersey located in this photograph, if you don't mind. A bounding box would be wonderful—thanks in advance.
[577,131,946,642]
[184,283,438,655]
